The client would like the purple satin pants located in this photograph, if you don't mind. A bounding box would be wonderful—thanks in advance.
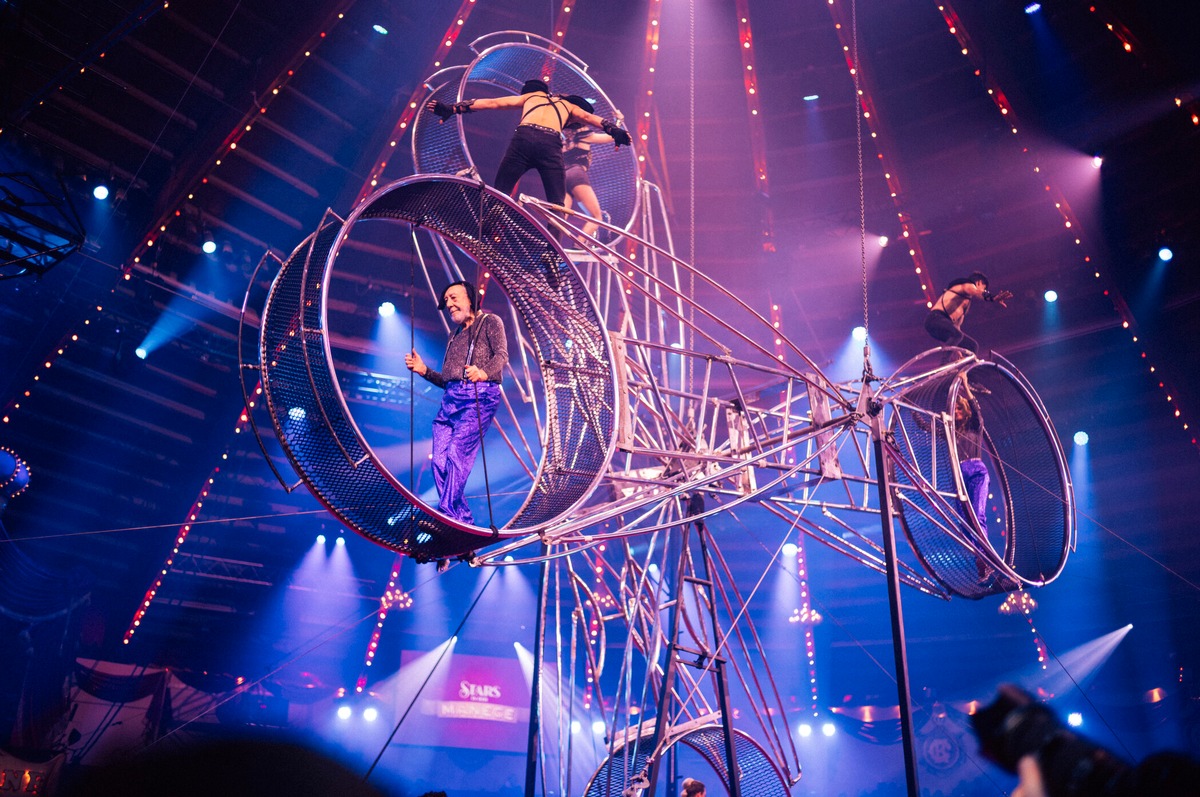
[431,380,501,524]
[960,457,990,527]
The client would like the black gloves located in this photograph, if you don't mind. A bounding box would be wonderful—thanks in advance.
[602,119,632,148]
[427,100,473,121]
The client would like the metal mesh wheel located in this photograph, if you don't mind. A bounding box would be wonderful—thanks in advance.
[259,176,617,560]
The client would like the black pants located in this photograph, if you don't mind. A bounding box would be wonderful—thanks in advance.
[494,125,566,206]
[924,309,978,353]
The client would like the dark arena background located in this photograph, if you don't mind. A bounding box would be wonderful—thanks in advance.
[2,2,1199,796]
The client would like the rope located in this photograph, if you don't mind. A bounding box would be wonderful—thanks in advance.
[363,567,500,783]
[851,0,874,383]
[688,0,697,396]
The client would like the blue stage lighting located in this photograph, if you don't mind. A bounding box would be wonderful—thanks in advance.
[1073,431,1089,447]
[201,230,217,255]
[372,24,388,35]
[803,94,819,102]
[591,720,606,734]
[335,536,345,546]
[782,542,798,558]
[1158,247,1174,262]
[378,301,396,318]
[363,706,379,722]
[316,534,327,545]
[135,347,148,360]
[798,723,813,737]
[1024,3,1041,13]
[1066,711,1083,727]
[288,406,307,422]
[336,704,352,720]
[1044,289,1058,303]
[851,326,867,342]
[821,722,836,737]
[93,184,109,201]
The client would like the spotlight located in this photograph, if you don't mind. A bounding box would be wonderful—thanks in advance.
[782,542,798,558]
[1024,3,1041,13]
[335,536,345,546]
[317,534,327,545]
[93,184,110,201]
[372,24,388,35]
[877,235,889,248]
[135,347,148,360]
[288,407,307,422]
[1090,155,1102,169]
[803,94,820,102]
[798,723,813,737]
[591,720,606,735]
[201,230,217,255]
[1073,431,1089,447]
[1066,711,1083,728]
[1043,289,1058,303]
[1158,247,1174,262]
[571,720,582,734]
[821,722,836,737]
[336,704,352,720]
[503,555,514,562]
[363,706,379,722]
[378,301,396,318]
[851,326,867,342]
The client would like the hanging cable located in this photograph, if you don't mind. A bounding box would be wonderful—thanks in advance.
[851,0,874,384]
[409,227,417,492]
[363,568,499,784]
[688,0,697,396]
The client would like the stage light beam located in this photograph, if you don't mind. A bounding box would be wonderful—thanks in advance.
[851,326,867,342]
[1024,3,1041,13]
[1044,290,1058,303]
[93,184,109,200]
[1073,431,1089,446]
[1158,247,1173,262]
[1066,712,1082,727]
[201,231,217,255]
[135,347,148,360]
[379,301,396,317]
[336,704,352,720]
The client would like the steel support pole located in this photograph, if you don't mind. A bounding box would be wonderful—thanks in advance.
[872,430,921,797]
[525,546,551,797]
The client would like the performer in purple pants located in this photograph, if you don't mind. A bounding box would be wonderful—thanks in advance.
[954,395,989,528]
[405,281,508,524]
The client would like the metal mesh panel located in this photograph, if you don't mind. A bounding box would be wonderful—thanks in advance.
[259,176,615,559]
[889,359,1072,597]
[260,222,485,561]
[582,725,791,797]
[411,69,472,177]
[680,726,792,797]
[967,361,1072,583]
[413,40,640,233]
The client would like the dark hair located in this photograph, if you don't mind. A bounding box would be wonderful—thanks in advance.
[438,280,477,311]
[682,778,706,796]
[563,94,595,115]
[947,271,990,291]
[521,78,549,94]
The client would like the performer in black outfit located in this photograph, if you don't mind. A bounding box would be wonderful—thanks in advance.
[426,79,630,209]
[924,271,1012,354]
[561,95,621,238]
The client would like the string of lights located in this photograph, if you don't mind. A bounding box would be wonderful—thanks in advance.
[732,0,776,252]
[355,555,412,693]
[117,4,359,646]
[936,1,1196,451]
[631,0,664,180]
